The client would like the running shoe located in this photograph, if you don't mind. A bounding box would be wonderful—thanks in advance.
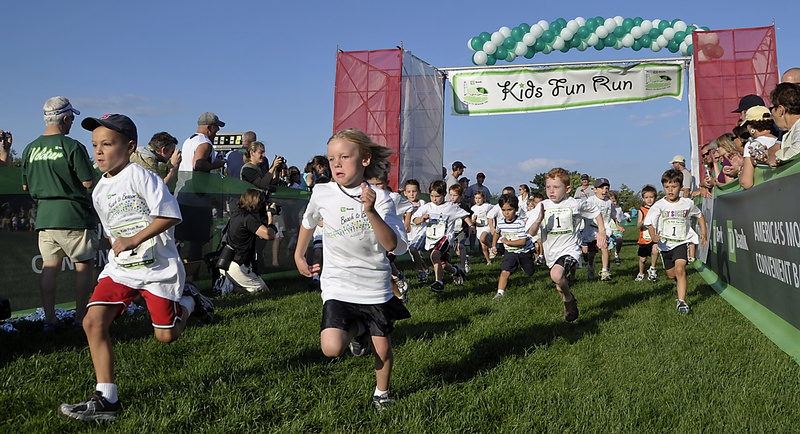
[600,270,612,281]
[349,328,371,357]
[634,274,644,282]
[564,298,579,322]
[58,391,120,422]
[392,272,409,297]
[453,267,465,285]
[648,267,657,282]
[493,291,504,300]
[183,282,214,324]
[372,391,396,412]
[614,255,621,266]
[464,255,471,273]
[429,280,445,293]
[417,269,427,282]
[677,299,691,314]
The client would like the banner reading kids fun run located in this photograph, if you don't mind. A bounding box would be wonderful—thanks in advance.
[450,61,684,116]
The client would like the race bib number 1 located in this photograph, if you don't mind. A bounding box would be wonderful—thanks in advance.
[111,221,156,268]
[545,207,573,236]
[426,219,446,241]
[662,218,687,243]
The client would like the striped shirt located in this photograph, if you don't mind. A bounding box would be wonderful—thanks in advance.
[496,217,534,253]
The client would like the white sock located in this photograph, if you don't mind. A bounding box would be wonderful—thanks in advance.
[497,289,505,295]
[179,295,195,317]
[374,387,388,397]
[96,383,118,403]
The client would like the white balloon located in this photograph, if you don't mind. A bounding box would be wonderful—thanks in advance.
[560,28,574,41]
[614,40,623,50]
[515,42,528,56]
[468,38,476,52]
[679,41,689,55]
[657,35,668,47]
[684,34,693,45]
[482,41,497,55]
[697,49,709,61]
[614,16,624,26]
[575,16,586,26]
[491,32,504,46]
[567,20,579,32]
[538,20,549,30]
[604,18,617,32]
[651,41,662,52]
[473,51,488,65]
[652,19,661,29]
[595,27,609,39]
[552,36,565,50]
[621,34,635,47]
[530,24,544,38]
[522,33,536,46]
[499,26,511,38]
[640,20,653,33]
[663,28,676,40]
[587,34,599,46]
[630,26,643,39]
[673,20,688,32]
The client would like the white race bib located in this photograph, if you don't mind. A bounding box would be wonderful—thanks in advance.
[111,220,155,268]
[662,218,687,243]
[545,207,573,236]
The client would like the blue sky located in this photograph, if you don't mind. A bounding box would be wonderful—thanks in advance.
[1,1,796,195]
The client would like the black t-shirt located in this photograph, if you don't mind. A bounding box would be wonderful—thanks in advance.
[227,209,264,266]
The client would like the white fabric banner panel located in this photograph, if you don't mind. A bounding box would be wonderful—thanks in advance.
[450,62,684,116]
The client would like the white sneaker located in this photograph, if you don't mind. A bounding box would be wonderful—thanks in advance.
[648,267,657,282]
[635,274,644,282]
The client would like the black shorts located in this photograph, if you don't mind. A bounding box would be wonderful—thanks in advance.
[321,298,411,336]
[584,240,598,253]
[637,242,656,258]
[554,255,579,275]
[427,237,451,263]
[661,243,689,270]
[501,250,535,276]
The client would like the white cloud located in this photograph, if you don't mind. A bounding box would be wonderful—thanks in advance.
[628,108,684,127]
[517,158,576,172]
[71,94,183,118]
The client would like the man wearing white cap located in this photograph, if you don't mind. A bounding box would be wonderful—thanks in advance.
[21,96,98,331]
[671,155,693,198]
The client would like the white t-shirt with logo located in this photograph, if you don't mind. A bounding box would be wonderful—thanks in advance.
[301,182,408,304]
[92,163,184,301]
[526,197,600,268]
[412,201,470,250]
[643,197,702,251]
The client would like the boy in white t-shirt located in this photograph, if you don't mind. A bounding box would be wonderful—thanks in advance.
[411,180,472,293]
[59,114,214,423]
[471,190,494,265]
[582,178,618,281]
[644,169,707,314]
[526,168,606,322]
[403,179,431,282]
[492,194,536,299]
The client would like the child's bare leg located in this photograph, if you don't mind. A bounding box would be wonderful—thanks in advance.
[371,336,393,392]
[430,250,443,281]
[480,233,491,263]
[601,247,610,270]
[320,327,356,358]
[498,270,511,291]
[271,235,283,267]
[673,260,688,300]
[650,245,659,269]
[83,305,119,384]
[639,256,647,275]
[456,241,466,270]
[153,306,191,344]
[410,247,427,272]
[550,265,573,302]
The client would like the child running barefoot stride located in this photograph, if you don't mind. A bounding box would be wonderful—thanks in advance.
[644,169,708,313]
[294,128,410,412]
[59,115,214,422]
[526,168,606,322]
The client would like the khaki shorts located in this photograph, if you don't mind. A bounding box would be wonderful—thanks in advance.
[224,261,267,293]
[38,229,99,262]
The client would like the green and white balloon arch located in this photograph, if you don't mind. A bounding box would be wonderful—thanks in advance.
[468,16,717,65]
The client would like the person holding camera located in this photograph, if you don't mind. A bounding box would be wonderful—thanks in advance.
[0,129,12,166]
[240,141,284,188]
[221,189,277,293]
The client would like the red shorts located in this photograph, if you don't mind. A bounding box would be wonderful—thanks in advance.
[88,277,183,329]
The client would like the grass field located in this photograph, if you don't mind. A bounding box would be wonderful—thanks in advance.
[3,235,800,432]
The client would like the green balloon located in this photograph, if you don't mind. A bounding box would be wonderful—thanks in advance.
[586,18,598,31]
[667,39,680,53]
[701,26,710,31]
[658,20,670,31]
[622,18,634,31]
[505,51,515,62]
[633,17,643,26]
[649,28,661,39]
[640,35,652,47]
[604,34,617,47]
[671,18,682,27]
[511,27,524,41]
[674,31,686,42]
[480,32,492,42]
[687,44,693,55]
[613,26,626,38]
[494,46,508,59]
[534,40,546,52]
[560,44,571,53]
[486,54,497,65]
[557,17,567,27]
[595,16,605,25]
[550,21,562,34]
[503,37,516,50]
[594,41,605,51]
[470,37,483,51]
[524,47,535,58]
[577,26,590,40]
[520,23,531,33]
[632,40,642,51]
[541,30,555,43]
[570,37,581,48]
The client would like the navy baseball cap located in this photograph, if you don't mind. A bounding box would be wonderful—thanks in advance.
[82,114,138,143]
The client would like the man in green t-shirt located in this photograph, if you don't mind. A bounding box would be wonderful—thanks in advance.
[21,96,98,331]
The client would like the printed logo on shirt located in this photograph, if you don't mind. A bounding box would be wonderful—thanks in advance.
[661,209,689,218]
[27,147,64,162]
